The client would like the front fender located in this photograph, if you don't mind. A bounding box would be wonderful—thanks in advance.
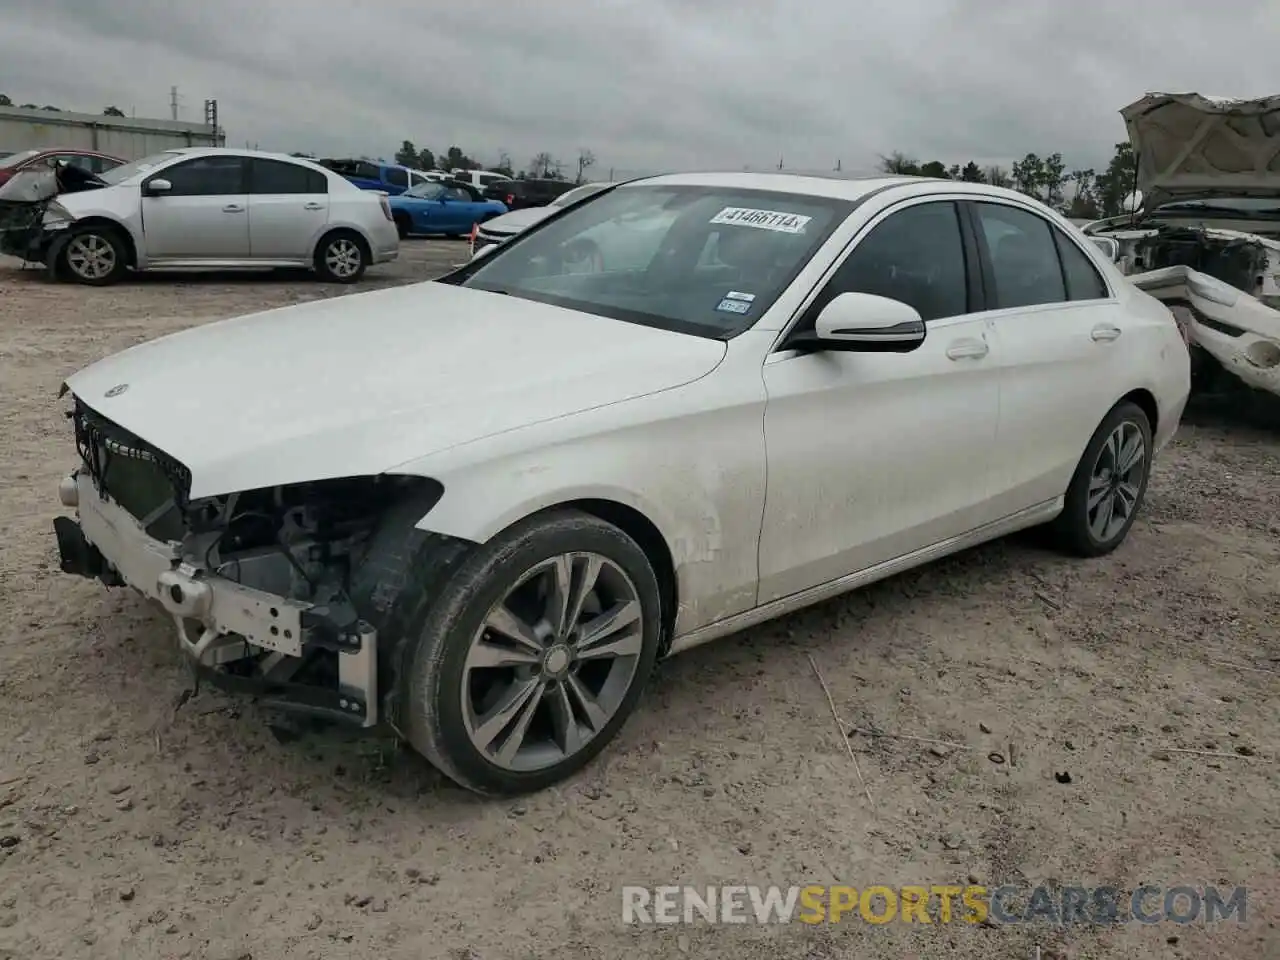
[388,361,769,635]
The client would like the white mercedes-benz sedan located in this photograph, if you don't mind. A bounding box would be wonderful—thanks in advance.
[52,172,1190,795]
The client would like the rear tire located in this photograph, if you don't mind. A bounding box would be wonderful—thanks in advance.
[60,225,128,286]
[398,510,662,795]
[1051,401,1153,557]
[314,229,368,283]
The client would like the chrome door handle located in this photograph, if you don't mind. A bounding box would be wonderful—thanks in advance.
[946,337,989,360]
[222,204,245,213]
[1091,323,1122,342]
[304,202,324,210]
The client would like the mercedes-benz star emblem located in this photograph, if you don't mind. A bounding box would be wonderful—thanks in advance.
[104,383,129,398]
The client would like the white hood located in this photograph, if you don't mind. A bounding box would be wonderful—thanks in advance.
[65,282,726,498]
[1123,92,1280,207]
[481,205,556,236]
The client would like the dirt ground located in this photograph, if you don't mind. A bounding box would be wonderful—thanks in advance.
[1,243,1277,960]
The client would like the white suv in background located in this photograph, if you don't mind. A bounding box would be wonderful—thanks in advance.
[451,168,513,192]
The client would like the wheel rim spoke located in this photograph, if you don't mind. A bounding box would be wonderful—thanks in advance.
[576,600,643,660]
[565,673,609,732]
[482,605,545,655]
[548,682,585,756]
[471,676,543,754]
[1087,475,1110,511]
[465,638,542,670]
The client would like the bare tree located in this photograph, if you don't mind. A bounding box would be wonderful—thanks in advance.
[877,151,920,175]
[575,148,596,184]
[530,152,555,178]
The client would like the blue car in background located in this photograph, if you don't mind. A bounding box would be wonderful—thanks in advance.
[387,180,508,238]
[315,158,439,195]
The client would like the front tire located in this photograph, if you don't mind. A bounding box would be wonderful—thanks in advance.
[314,230,368,283]
[60,226,127,285]
[401,510,662,795]
[1051,400,1153,557]
[393,213,412,240]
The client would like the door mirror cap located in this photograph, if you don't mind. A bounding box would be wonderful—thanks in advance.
[805,292,926,352]
[145,178,172,196]
[1088,236,1120,262]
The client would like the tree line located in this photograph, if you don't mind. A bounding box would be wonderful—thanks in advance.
[0,94,129,117]
[386,141,598,183]
[878,141,1138,219]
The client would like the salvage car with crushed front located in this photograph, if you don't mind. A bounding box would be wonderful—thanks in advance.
[1084,92,1280,402]
[51,172,1191,796]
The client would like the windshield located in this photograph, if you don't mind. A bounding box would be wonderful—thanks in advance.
[1153,197,1280,219]
[0,149,39,170]
[96,151,181,185]
[404,182,446,199]
[552,182,614,207]
[459,184,851,339]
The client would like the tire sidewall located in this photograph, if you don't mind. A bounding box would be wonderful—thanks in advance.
[1066,401,1153,554]
[316,231,367,283]
[62,227,126,285]
[406,512,662,794]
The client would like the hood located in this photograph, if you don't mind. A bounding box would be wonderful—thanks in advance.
[1124,92,1280,208]
[65,281,725,499]
[0,167,58,204]
[481,205,556,236]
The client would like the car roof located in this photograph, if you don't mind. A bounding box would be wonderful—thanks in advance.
[620,171,1040,205]
[165,146,333,164]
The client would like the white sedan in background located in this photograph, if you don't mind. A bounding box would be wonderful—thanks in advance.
[469,179,616,258]
[52,172,1189,795]
[2,147,399,284]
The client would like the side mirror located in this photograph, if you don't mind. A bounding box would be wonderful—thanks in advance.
[145,178,172,196]
[797,292,926,353]
[1088,236,1120,262]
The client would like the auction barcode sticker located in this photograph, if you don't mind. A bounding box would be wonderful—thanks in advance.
[709,207,812,234]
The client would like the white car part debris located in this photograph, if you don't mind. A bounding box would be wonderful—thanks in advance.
[1130,265,1280,396]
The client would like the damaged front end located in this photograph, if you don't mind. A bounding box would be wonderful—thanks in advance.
[1130,265,1280,398]
[0,164,104,263]
[54,396,439,728]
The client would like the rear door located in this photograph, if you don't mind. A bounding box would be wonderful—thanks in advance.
[141,155,249,260]
[247,158,329,260]
[965,199,1129,514]
[382,166,409,195]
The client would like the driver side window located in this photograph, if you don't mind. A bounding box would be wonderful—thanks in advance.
[813,201,970,323]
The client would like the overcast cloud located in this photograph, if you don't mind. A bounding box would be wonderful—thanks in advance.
[1,0,1276,176]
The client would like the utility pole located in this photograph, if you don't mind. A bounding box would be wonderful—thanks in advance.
[169,85,180,120]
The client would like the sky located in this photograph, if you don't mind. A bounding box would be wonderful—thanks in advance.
[1,0,1277,177]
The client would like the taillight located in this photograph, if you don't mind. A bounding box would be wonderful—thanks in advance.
[379,197,392,221]
[469,223,478,253]
[505,193,515,206]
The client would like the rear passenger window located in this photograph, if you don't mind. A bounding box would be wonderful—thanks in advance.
[1054,230,1110,300]
[250,158,326,194]
[384,167,408,188]
[817,201,969,322]
[973,203,1066,309]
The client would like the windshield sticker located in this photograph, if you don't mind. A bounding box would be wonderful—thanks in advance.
[710,207,812,234]
[724,291,756,302]
[715,297,752,315]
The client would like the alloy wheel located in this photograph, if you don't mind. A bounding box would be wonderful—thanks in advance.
[1087,420,1146,542]
[324,238,362,278]
[461,552,645,772]
[66,234,116,281]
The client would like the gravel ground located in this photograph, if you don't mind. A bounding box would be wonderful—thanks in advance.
[1,244,1278,960]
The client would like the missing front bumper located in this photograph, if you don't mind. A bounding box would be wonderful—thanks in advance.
[55,472,380,728]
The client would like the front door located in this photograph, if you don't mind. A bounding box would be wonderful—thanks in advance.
[141,155,249,260]
[247,157,330,260]
[758,199,1001,603]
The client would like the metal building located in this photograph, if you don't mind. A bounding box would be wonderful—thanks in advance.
[0,105,225,161]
